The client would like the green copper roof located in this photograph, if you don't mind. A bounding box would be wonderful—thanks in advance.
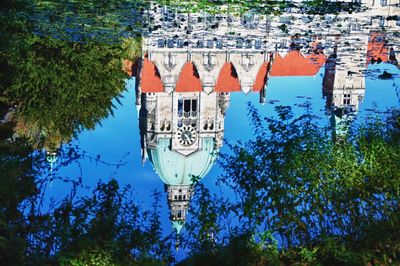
[147,137,218,186]
[172,221,184,234]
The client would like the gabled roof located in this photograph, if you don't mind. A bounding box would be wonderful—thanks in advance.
[270,51,326,77]
[141,59,164,93]
[176,62,203,92]
[253,62,271,92]
[215,62,241,92]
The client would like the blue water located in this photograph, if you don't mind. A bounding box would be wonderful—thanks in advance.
[45,63,399,240]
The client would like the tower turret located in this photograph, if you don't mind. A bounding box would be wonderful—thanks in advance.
[166,185,193,233]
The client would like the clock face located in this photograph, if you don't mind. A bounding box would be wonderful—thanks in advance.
[177,126,197,146]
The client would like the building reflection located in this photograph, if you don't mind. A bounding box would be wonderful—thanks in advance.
[138,80,229,233]
[125,0,400,233]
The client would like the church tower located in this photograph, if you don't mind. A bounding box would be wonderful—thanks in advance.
[135,3,273,233]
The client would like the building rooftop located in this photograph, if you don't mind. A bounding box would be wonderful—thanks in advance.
[147,138,218,186]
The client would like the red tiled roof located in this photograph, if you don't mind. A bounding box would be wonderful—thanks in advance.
[215,62,241,92]
[176,62,202,92]
[270,51,326,77]
[253,62,271,92]
[141,59,164,93]
[367,32,388,64]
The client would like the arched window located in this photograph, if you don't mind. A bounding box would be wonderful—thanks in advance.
[343,94,351,105]
[179,99,198,118]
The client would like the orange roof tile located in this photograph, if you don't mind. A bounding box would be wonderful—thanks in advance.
[176,62,203,92]
[253,62,270,92]
[141,59,164,93]
[215,62,241,92]
[367,32,388,64]
[270,51,326,77]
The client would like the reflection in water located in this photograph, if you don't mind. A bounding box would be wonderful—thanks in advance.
[123,0,400,233]
[138,68,229,232]
[1,0,399,263]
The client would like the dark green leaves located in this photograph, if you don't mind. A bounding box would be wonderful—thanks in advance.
[3,35,127,149]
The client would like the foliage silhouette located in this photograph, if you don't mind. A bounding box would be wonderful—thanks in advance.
[1,104,399,265]
[180,105,400,265]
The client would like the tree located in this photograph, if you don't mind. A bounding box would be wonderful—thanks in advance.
[182,104,400,265]
[4,36,127,149]
[1,0,144,149]
[32,0,146,43]
[0,141,174,265]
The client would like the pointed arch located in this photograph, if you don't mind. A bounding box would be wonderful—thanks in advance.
[141,59,164,93]
[176,62,202,92]
[253,62,271,92]
[215,62,241,92]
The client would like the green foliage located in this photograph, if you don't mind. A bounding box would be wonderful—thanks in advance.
[122,37,142,61]
[32,0,147,42]
[4,35,126,149]
[0,163,174,265]
[1,0,143,149]
[0,107,399,265]
[178,105,400,265]
[59,248,117,266]
[200,105,400,265]
[157,0,362,15]
[1,1,399,265]
[47,180,171,265]
[183,183,222,255]
[155,0,290,15]
[0,128,46,265]
[301,0,363,15]
[278,23,288,33]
